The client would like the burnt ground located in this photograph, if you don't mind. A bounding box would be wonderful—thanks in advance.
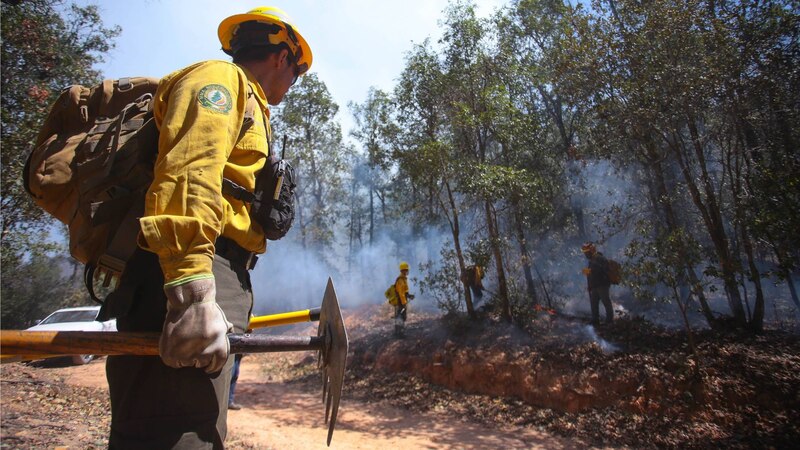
[2,304,799,449]
[333,304,800,449]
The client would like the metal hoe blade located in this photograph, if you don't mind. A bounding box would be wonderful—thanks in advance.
[317,277,348,446]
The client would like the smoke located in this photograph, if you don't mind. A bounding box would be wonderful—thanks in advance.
[250,240,334,316]
[510,159,640,319]
[250,227,452,316]
[582,324,620,353]
[249,157,799,331]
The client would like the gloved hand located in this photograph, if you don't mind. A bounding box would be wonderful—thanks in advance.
[159,276,233,373]
[407,293,415,300]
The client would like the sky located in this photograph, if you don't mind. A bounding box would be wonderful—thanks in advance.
[78,0,508,141]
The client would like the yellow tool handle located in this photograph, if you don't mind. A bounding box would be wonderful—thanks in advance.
[248,307,321,329]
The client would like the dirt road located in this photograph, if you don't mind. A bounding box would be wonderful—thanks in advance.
[44,356,572,450]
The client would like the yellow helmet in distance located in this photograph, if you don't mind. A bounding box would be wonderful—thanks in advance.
[218,6,313,74]
[399,262,410,271]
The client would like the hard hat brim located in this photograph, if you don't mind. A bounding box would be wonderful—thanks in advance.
[218,13,313,73]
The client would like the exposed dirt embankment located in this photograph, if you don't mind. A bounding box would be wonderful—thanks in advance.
[372,339,621,413]
[343,304,800,448]
[350,308,676,413]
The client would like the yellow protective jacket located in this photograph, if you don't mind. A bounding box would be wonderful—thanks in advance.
[395,275,409,306]
[139,60,271,284]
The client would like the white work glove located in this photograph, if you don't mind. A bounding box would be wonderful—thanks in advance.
[159,276,233,373]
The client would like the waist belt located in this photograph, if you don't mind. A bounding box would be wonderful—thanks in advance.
[215,236,258,271]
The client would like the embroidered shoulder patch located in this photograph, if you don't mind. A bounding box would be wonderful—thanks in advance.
[197,84,233,113]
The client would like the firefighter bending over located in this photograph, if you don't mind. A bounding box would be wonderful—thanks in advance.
[461,264,485,299]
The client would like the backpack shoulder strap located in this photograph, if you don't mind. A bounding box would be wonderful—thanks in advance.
[223,84,270,203]
[237,84,260,142]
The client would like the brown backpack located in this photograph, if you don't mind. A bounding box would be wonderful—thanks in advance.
[24,77,262,300]
[607,259,622,285]
[24,77,161,294]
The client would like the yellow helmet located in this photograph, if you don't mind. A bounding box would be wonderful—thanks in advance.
[399,262,410,271]
[218,6,313,74]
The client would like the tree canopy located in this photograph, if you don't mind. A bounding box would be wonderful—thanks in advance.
[1,0,120,327]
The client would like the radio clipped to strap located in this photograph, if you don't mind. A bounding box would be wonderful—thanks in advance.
[221,133,295,241]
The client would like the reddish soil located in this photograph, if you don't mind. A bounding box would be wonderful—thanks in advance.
[0,353,573,449]
[2,303,798,449]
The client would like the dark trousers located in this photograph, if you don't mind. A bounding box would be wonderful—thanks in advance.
[395,303,407,322]
[104,248,253,449]
[590,285,613,325]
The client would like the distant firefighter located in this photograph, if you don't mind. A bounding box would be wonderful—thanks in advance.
[581,242,614,326]
[461,264,485,299]
[387,262,415,338]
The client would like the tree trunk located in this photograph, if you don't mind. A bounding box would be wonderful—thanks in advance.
[485,200,512,322]
[442,179,475,318]
[672,286,700,368]
[787,275,800,314]
[513,204,538,304]
[771,243,800,312]
[740,225,765,331]
[647,154,716,325]
[369,184,375,246]
[295,191,307,250]
[532,262,554,309]
[347,177,357,273]
[671,122,746,325]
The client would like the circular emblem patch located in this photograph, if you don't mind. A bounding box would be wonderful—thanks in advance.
[197,84,232,113]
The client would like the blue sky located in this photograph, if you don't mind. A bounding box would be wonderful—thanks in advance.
[78,0,507,140]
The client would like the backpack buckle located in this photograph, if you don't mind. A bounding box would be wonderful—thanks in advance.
[117,77,133,92]
[96,254,126,287]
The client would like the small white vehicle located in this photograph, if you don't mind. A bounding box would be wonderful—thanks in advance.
[26,306,117,365]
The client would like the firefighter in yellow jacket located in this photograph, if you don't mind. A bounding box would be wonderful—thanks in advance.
[102,7,312,448]
[393,262,415,337]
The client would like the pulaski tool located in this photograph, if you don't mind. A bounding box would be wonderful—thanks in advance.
[1,277,348,446]
[248,305,321,329]
[0,307,324,365]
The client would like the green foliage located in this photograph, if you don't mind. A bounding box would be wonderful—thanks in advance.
[544,0,799,328]
[466,240,491,268]
[0,232,88,329]
[346,87,402,249]
[418,247,464,315]
[273,73,350,256]
[349,87,399,172]
[625,228,705,305]
[1,0,119,326]
[1,0,120,244]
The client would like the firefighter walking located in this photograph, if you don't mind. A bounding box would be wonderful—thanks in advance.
[101,7,313,448]
[391,262,414,338]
